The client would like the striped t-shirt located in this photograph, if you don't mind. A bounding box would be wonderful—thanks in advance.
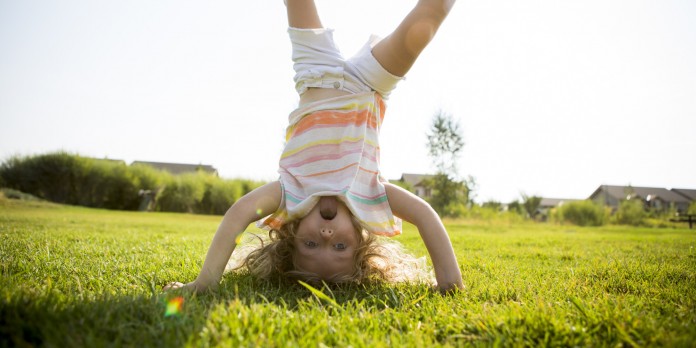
[260,91,402,237]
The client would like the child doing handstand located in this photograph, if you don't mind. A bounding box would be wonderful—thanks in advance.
[165,0,463,292]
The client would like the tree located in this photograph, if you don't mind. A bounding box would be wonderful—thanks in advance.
[521,193,542,220]
[689,201,696,215]
[426,111,470,216]
[507,200,523,215]
[424,173,468,217]
[427,111,464,176]
[482,200,502,211]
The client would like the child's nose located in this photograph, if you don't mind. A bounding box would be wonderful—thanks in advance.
[320,227,333,240]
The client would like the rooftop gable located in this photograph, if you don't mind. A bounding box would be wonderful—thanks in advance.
[672,188,696,201]
[590,185,690,204]
[539,198,580,208]
[399,173,435,187]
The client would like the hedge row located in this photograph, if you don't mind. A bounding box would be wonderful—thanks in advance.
[0,152,265,214]
[551,200,610,226]
[550,199,685,227]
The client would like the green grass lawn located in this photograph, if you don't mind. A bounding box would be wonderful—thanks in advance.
[1,197,695,347]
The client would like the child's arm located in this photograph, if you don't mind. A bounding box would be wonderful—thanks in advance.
[164,181,282,293]
[384,182,463,292]
[286,0,322,29]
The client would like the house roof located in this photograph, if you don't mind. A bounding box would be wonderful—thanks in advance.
[132,161,218,175]
[398,173,435,187]
[589,185,691,204]
[539,198,580,208]
[672,188,696,201]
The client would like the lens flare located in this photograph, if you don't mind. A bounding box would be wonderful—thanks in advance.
[254,195,276,217]
[165,296,184,317]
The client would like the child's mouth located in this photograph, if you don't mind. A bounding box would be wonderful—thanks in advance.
[319,196,337,220]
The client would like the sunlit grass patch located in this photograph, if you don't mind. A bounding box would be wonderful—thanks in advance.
[1,199,695,346]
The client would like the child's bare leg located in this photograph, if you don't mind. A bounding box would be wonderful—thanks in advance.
[372,0,455,77]
[286,0,323,29]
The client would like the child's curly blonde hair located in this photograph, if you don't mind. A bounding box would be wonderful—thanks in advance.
[229,216,433,286]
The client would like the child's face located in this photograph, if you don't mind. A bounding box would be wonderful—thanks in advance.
[293,197,359,281]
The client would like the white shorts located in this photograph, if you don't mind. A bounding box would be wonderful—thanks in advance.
[289,27,403,100]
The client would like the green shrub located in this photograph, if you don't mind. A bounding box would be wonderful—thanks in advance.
[157,173,206,213]
[129,163,169,194]
[613,199,646,226]
[0,152,81,204]
[424,174,470,218]
[75,158,141,210]
[0,152,267,215]
[156,173,265,214]
[196,174,240,215]
[688,201,696,215]
[521,194,542,220]
[481,200,502,211]
[0,152,150,210]
[460,204,526,224]
[128,163,170,211]
[0,188,42,201]
[3,152,59,203]
[507,200,523,215]
[553,200,608,226]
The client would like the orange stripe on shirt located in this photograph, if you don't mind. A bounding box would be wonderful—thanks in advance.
[296,162,359,178]
[291,109,378,138]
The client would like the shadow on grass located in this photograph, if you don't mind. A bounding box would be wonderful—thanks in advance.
[218,272,435,309]
[1,273,436,347]
[1,291,208,347]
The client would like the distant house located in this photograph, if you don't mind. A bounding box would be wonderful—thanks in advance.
[672,188,696,203]
[132,161,219,176]
[539,198,579,210]
[396,173,435,199]
[589,185,692,213]
[535,198,580,220]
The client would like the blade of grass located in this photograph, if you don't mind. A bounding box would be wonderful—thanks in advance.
[297,281,341,310]
[569,296,588,318]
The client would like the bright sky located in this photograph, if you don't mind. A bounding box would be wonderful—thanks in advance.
[1,0,694,203]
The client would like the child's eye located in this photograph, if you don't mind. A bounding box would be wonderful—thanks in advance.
[304,240,318,248]
[334,243,347,250]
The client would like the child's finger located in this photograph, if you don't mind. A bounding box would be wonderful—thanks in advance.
[163,282,184,291]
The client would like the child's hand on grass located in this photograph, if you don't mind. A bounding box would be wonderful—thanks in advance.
[163,281,197,292]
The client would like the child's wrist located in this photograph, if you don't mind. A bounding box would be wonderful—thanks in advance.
[190,278,208,292]
[436,281,464,295]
